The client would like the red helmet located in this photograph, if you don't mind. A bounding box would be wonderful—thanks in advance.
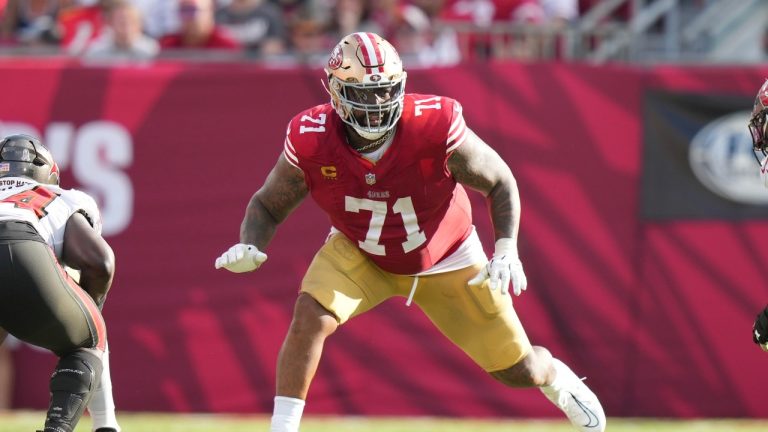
[748,79,768,160]
[0,134,59,185]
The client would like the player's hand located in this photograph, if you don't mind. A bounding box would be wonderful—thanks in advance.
[753,306,768,352]
[468,239,527,296]
[214,243,268,273]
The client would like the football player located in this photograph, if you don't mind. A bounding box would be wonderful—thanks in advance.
[0,134,120,432]
[216,32,606,432]
[748,80,768,352]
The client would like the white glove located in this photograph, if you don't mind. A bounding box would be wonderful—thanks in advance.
[214,243,268,273]
[468,238,527,296]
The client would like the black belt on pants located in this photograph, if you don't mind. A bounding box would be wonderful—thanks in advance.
[0,220,46,243]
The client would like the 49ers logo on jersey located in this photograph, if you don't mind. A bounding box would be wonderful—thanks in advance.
[328,44,343,70]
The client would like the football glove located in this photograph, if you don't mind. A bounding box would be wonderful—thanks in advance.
[753,305,768,352]
[215,243,268,273]
[468,238,527,296]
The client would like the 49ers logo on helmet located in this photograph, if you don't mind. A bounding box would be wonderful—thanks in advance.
[328,44,343,70]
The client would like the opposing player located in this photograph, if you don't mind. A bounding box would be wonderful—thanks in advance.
[0,134,119,432]
[748,79,768,351]
[216,32,606,432]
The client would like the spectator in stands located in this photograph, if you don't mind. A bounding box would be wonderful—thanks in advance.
[492,0,546,59]
[216,0,286,57]
[160,0,240,50]
[540,0,578,24]
[328,0,381,41]
[0,0,61,46]
[83,0,158,62]
[285,11,331,65]
[59,0,115,55]
[406,0,463,59]
[436,0,495,59]
[378,0,460,66]
[271,0,307,23]
[132,0,179,39]
[537,0,578,59]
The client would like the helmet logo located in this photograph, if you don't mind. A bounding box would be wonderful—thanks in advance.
[328,44,343,70]
[0,162,8,172]
[370,74,381,82]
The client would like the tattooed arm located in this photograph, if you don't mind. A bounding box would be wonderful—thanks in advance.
[240,154,309,250]
[447,128,520,242]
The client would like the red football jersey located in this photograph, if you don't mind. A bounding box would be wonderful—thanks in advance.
[284,94,473,274]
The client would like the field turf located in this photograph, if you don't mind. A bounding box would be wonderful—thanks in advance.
[2,412,768,432]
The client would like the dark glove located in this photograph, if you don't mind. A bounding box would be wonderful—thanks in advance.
[753,306,768,351]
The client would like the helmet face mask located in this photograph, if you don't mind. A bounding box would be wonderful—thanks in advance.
[0,134,59,185]
[325,32,407,140]
[338,80,405,132]
[749,79,768,164]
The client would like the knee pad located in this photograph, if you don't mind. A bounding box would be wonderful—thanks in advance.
[44,349,103,432]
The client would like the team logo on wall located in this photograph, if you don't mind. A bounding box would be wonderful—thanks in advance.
[688,111,768,205]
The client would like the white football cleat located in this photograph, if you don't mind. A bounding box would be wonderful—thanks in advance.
[541,359,606,432]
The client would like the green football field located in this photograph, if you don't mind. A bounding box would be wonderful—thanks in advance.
[2,412,768,432]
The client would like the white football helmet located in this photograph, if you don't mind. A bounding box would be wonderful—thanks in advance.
[324,32,407,140]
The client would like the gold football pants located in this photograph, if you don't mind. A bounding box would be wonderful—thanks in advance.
[301,233,532,372]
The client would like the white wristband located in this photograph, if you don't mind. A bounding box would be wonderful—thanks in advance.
[494,238,518,258]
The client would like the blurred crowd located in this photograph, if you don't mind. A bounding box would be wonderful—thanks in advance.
[0,0,595,66]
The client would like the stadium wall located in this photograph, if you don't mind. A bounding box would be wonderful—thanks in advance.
[2,60,767,418]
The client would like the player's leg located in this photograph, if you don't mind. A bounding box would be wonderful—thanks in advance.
[0,328,12,411]
[272,293,338,432]
[46,348,104,432]
[414,265,605,432]
[87,341,120,432]
[60,251,120,432]
[272,233,397,432]
[0,238,107,432]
